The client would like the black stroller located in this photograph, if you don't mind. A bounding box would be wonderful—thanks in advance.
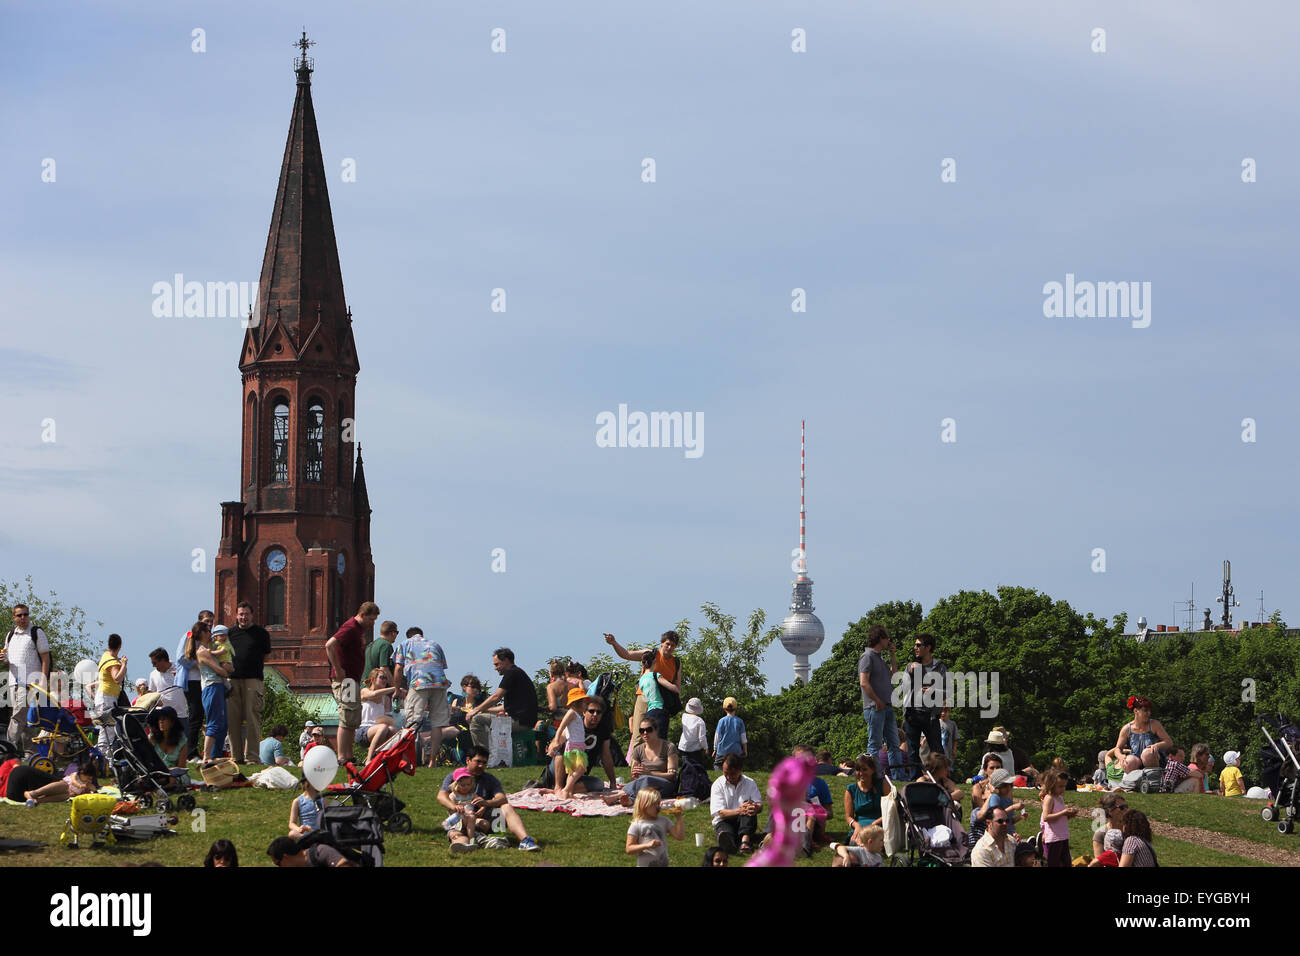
[295,804,385,866]
[1259,714,1300,834]
[892,780,969,866]
[106,705,197,812]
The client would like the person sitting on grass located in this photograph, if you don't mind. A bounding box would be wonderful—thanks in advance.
[204,839,238,867]
[1173,743,1212,794]
[710,754,762,855]
[1089,792,1127,866]
[625,788,684,867]
[831,823,885,867]
[357,667,399,763]
[444,767,508,853]
[148,706,188,768]
[267,835,357,868]
[844,754,892,844]
[259,724,293,767]
[923,752,964,814]
[1109,696,1172,772]
[622,715,679,799]
[1162,746,1190,792]
[288,776,326,838]
[436,745,540,851]
[1118,809,1158,867]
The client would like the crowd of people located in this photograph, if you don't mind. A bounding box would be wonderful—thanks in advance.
[0,602,1272,868]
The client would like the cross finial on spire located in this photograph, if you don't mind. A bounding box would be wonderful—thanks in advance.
[294,29,316,76]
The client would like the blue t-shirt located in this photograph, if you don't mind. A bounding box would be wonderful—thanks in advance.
[260,736,285,765]
[806,775,832,808]
[638,671,663,711]
[714,714,746,756]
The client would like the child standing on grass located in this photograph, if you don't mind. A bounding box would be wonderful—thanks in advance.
[288,777,326,838]
[625,788,684,867]
[1038,768,1078,867]
[546,689,592,799]
[712,697,748,769]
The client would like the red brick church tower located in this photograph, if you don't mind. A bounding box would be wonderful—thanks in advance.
[214,34,375,692]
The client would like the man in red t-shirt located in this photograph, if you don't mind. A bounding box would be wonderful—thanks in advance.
[326,601,379,763]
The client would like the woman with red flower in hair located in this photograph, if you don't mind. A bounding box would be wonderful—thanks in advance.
[1108,696,1173,773]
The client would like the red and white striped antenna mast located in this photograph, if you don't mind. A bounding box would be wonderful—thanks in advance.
[798,418,808,579]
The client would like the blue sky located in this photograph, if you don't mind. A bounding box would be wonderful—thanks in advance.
[2,1,1297,692]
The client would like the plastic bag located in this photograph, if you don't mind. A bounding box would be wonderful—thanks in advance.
[250,765,300,789]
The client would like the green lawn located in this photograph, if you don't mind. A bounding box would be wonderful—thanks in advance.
[0,765,1278,867]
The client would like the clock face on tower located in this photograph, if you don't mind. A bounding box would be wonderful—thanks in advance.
[337,553,346,575]
[266,549,287,573]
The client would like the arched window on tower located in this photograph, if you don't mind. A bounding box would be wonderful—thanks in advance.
[271,401,290,483]
[267,576,285,627]
[305,400,325,483]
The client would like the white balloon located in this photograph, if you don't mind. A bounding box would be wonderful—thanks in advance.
[302,744,339,791]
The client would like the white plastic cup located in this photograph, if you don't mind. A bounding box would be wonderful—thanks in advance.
[695,833,706,847]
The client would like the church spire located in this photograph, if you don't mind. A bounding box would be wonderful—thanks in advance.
[353,443,371,515]
[244,32,356,370]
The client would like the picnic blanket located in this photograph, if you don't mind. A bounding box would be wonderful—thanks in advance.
[508,788,633,817]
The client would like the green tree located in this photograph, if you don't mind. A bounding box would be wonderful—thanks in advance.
[922,586,1134,774]
[0,576,102,675]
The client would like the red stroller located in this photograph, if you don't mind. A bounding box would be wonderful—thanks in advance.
[327,727,416,834]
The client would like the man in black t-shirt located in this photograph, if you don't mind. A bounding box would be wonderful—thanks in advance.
[537,693,617,791]
[225,601,272,764]
[465,647,538,753]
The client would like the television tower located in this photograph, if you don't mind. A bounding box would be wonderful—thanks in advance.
[780,420,825,683]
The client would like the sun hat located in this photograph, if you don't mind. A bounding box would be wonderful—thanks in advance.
[1223,750,1240,767]
[685,698,703,716]
[985,730,1009,747]
[566,688,595,708]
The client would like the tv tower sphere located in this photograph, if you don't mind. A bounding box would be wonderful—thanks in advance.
[780,420,825,683]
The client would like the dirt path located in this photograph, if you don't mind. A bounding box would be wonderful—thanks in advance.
[1148,819,1300,866]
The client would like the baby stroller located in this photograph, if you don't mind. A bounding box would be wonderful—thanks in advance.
[25,683,105,776]
[296,804,385,866]
[1259,714,1300,834]
[327,727,416,834]
[106,705,196,812]
[893,780,968,867]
